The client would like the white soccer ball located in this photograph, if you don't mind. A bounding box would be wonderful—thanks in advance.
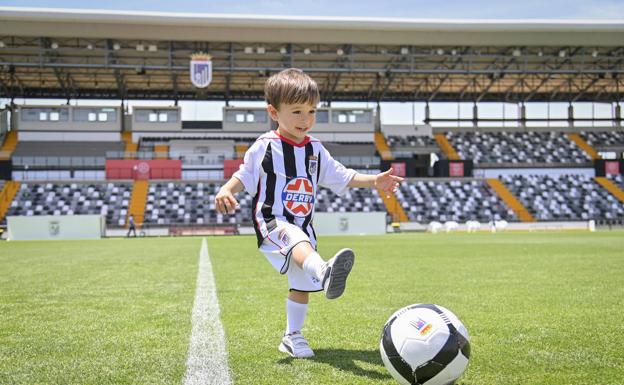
[380,304,470,385]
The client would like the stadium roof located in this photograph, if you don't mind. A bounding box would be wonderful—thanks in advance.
[1,7,624,103]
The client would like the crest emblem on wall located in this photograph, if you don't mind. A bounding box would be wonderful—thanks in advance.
[49,221,60,236]
[190,52,212,88]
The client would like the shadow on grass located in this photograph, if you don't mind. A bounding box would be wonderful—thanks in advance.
[278,348,390,381]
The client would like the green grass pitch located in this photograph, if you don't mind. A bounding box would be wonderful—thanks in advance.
[1,232,623,385]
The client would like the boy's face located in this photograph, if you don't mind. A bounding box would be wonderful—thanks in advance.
[268,102,317,143]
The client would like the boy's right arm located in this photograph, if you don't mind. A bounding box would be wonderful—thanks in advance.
[215,177,245,214]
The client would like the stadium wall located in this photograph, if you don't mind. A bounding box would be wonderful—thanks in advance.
[314,212,386,235]
[16,107,122,132]
[7,214,105,240]
[18,131,122,141]
[474,168,595,178]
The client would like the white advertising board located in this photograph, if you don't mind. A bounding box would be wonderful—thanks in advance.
[7,215,105,240]
[313,212,387,236]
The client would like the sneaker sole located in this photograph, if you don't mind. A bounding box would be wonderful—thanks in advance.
[325,248,355,299]
[278,342,314,358]
[278,342,295,357]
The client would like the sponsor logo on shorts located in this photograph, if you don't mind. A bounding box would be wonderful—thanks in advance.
[278,229,290,246]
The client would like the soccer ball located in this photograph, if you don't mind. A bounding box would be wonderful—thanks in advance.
[380,304,470,385]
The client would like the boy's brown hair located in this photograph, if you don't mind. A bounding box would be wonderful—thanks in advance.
[264,68,320,110]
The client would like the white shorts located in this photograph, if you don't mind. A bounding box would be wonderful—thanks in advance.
[259,222,322,292]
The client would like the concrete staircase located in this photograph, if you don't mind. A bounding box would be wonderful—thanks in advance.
[568,133,601,160]
[126,180,148,228]
[486,179,535,222]
[434,134,460,160]
[0,131,18,160]
[377,187,408,222]
[595,177,624,203]
[374,132,394,161]
[122,132,138,159]
[154,144,169,159]
[0,181,20,222]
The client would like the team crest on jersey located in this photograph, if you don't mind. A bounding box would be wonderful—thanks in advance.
[282,177,315,217]
[308,155,318,175]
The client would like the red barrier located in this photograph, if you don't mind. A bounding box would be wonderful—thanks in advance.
[106,159,182,180]
[605,161,620,176]
[223,159,244,179]
[449,162,465,177]
[391,161,406,177]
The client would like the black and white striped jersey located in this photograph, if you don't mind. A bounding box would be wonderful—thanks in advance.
[233,130,356,247]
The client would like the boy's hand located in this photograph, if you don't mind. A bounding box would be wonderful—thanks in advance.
[375,168,404,198]
[215,187,239,214]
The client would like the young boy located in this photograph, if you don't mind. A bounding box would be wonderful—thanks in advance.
[215,68,403,358]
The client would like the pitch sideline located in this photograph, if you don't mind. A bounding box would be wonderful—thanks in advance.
[183,238,232,385]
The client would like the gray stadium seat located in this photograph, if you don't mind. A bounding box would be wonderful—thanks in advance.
[446,131,591,164]
[580,131,624,148]
[4,182,132,226]
[395,179,517,223]
[501,174,624,221]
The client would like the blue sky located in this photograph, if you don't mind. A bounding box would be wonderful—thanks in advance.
[1,0,624,18]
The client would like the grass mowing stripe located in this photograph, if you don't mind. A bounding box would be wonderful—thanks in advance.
[183,238,232,385]
[0,238,198,385]
[209,232,624,385]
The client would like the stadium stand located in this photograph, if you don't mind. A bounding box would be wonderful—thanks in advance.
[11,141,125,167]
[4,182,132,226]
[395,179,517,223]
[386,135,438,148]
[323,142,379,168]
[609,174,624,190]
[500,174,624,221]
[142,182,387,226]
[445,131,592,164]
[315,187,386,213]
[143,182,253,226]
[579,131,624,147]
[168,140,236,165]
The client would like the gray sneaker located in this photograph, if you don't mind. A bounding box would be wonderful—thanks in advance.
[278,332,315,358]
[321,248,355,299]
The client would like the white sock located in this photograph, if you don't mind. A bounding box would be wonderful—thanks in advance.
[302,251,325,281]
[286,298,308,335]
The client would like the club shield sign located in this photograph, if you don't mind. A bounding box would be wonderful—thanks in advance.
[190,52,212,88]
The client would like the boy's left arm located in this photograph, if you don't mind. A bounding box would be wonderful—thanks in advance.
[347,168,404,198]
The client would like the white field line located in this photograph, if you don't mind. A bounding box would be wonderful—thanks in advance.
[183,238,232,385]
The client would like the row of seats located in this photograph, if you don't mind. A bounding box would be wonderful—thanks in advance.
[501,174,623,221]
[12,141,125,167]
[396,179,516,223]
[8,131,620,168]
[4,182,131,226]
[143,182,252,226]
[580,131,624,147]
[446,131,591,164]
[315,187,386,213]
[3,177,623,226]
[386,135,438,148]
[608,174,624,191]
[142,182,385,225]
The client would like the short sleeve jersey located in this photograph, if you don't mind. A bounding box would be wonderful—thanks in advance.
[233,130,357,247]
